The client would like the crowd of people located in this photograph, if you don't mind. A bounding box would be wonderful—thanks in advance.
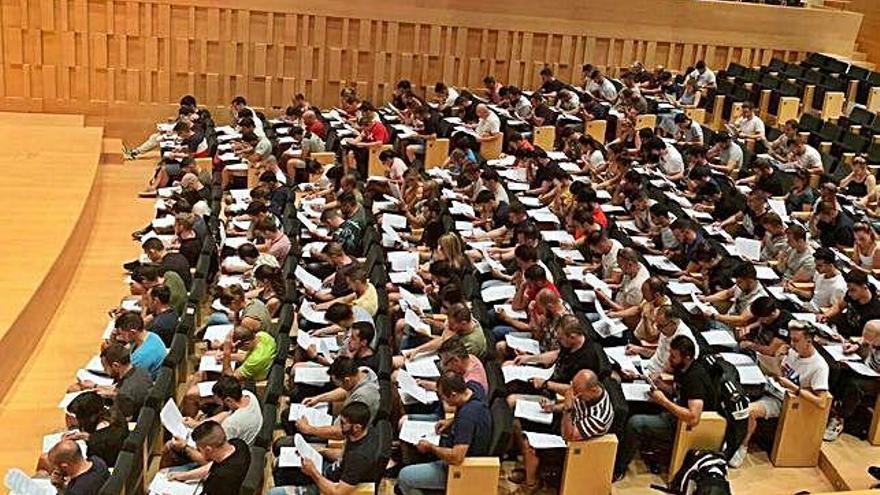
[29,55,880,495]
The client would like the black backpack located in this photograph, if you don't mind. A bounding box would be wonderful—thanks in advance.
[664,449,732,495]
[701,354,750,460]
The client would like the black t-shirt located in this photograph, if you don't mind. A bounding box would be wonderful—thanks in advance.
[65,456,110,495]
[331,263,356,298]
[534,103,556,124]
[754,310,793,345]
[551,340,612,383]
[421,219,445,250]
[87,424,129,467]
[840,293,880,338]
[817,211,855,248]
[160,253,192,289]
[332,428,384,485]
[204,439,251,495]
[353,352,379,372]
[673,360,715,410]
[532,162,561,189]
[539,79,567,95]
[178,237,201,268]
[707,257,738,293]
[755,171,785,197]
[492,202,511,230]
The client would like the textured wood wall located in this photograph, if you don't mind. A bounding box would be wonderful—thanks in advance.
[0,0,863,134]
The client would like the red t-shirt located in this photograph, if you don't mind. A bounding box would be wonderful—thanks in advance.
[525,280,560,302]
[307,120,327,140]
[367,122,390,144]
[593,207,608,229]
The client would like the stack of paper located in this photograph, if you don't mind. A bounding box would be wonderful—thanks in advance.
[481,284,516,303]
[405,356,441,378]
[701,330,737,348]
[202,324,234,343]
[388,252,420,272]
[398,370,438,404]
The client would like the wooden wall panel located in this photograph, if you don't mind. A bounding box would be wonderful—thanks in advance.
[0,0,862,135]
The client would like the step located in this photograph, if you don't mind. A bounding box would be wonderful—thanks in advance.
[818,434,879,491]
[0,112,84,127]
[101,137,124,165]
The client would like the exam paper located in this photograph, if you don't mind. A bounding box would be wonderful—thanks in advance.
[514,399,553,425]
[399,420,441,446]
[523,431,567,449]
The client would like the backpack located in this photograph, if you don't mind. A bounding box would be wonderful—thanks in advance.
[701,354,750,460]
[665,449,732,495]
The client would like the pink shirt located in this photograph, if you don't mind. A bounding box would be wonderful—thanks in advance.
[465,355,489,394]
[266,232,291,263]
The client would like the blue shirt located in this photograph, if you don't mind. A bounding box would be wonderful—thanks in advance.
[132,331,167,379]
[442,382,492,457]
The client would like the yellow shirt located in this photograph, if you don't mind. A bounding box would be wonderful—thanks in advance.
[354,282,379,316]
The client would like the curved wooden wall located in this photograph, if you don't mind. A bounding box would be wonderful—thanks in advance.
[0,0,862,135]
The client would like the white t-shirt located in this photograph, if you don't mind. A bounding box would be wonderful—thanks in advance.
[615,264,650,307]
[734,115,766,138]
[513,96,532,120]
[592,79,618,101]
[644,322,699,375]
[659,146,684,176]
[476,111,501,137]
[388,157,408,198]
[586,149,605,169]
[810,271,847,310]
[445,87,460,108]
[222,390,263,445]
[781,349,829,392]
[601,239,623,279]
[689,68,717,88]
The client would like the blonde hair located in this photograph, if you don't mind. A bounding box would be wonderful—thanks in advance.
[437,234,466,272]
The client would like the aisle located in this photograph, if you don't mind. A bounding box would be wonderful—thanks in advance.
[0,161,154,478]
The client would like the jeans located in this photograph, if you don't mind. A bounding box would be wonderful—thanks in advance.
[398,460,448,495]
[491,325,516,342]
[616,412,677,474]
[205,312,230,327]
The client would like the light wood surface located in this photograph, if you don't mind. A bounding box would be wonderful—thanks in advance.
[0,119,102,400]
[771,393,833,467]
[0,159,154,481]
[0,0,863,143]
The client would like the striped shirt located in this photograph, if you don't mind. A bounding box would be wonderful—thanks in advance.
[571,389,614,439]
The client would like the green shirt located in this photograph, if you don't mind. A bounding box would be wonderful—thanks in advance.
[239,332,277,381]
[459,320,488,361]
[243,300,274,336]
[164,271,187,316]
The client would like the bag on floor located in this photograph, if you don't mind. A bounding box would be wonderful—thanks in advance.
[666,449,731,495]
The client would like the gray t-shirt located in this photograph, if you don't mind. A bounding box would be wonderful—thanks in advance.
[222,390,263,445]
[719,142,743,169]
[343,367,381,422]
[782,247,816,279]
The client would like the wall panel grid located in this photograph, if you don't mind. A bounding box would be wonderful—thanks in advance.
[1,0,808,109]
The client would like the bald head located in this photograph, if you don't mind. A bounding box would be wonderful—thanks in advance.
[303,110,317,123]
[476,103,489,118]
[180,173,200,188]
[536,287,561,309]
[864,320,880,344]
[571,369,602,401]
[48,439,84,468]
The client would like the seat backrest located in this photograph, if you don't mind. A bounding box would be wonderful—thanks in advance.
[99,450,134,495]
[254,402,277,450]
[239,446,267,495]
[264,364,285,406]
[376,345,392,381]
[668,412,727,480]
[144,367,175,412]
[488,397,513,457]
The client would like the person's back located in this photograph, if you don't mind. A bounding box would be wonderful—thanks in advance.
[163,270,188,315]
[204,438,251,495]
[448,381,492,457]
[131,331,167,379]
[222,390,263,445]
[161,252,192,289]
[66,456,110,495]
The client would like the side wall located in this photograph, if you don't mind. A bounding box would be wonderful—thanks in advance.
[0,0,862,138]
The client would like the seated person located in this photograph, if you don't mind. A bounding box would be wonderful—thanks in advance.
[594,248,650,327]
[784,247,845,313]
[737,297,792,360]
[615,336,715,479]
[729,322,828,468]
[825,320,880,441]
[207,284,273,338]
[821,270,880,339]
[106,312,167,380]
[55,393,129,468]
[315,266,378,318]
[69,343,153,419]
[44,439,111,495]
[270,402,387,495]
[254,216,292,265]
[165,420,252,490]
[814,200,855,249]
[776,224,816,282]
[512,370,615,492]
[142,285,180,347]
[397,372,492,495]
[726,102,765,140]
[629,305,698,379]
[700,263,767,332]
[400,303,487,365]
[706,132,743,177]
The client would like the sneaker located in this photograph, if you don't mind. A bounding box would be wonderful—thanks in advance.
[824,416,844,442]
[138,189,158,198]
[728,445,748,469]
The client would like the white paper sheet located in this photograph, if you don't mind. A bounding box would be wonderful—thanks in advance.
[398,370,438,404]
[288,403,333,427]
[701,330,737,347]
[541,230,576,244]
[523,431,567,449]
[202,324,234,343]
[622,382,652,402]
[405,356,441,378]
[494,304,528,321]
[160,399,193,446]
[300,303,328,324]
[501,365,555,383]
[388,251,420,272]
[734,237,762,262]
[505,334,541,355]
[76,369,114,387]
[399,420,441,446]
[4,469,56,495]
[295,266,324,292]
[294,434,324,473]
[845,361,880,377]
[399,288,432,311]
[514,399,553,425]
[382,213,408,230]
[481,284,516,303]
[294,365,330,384]
[197,381,217,397]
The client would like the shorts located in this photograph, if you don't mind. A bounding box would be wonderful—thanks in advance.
[165,162,182,177]
[754,395,783,419]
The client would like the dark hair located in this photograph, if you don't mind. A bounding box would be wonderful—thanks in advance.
[101,343,131,366]
[231,96,247,106]
[150,285,172,305]
[524,264,547,282]
[237,243,259,260]
[115,311,144,331]
[786,224,807,241]
[813,247,836,264]
[670,334,696,359]
[326,303,354,324]
[212,375,244,401]
[514,244,538,263]
[379,150,395,162]
[351,321,374,346]
[328,356,359,380]
[258,171,277,183]
[475,189,494,205]
[732,262,757,280]
[438,337,469,359]
[180,95,197,107]
[340,401,372,428]
[437,371,468,396]
[845,270,869,285]
[540,67,553,77]
[674,113,690,124]
[142,237,164,252]
[191,420,225,446]
[750,296,777,318]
